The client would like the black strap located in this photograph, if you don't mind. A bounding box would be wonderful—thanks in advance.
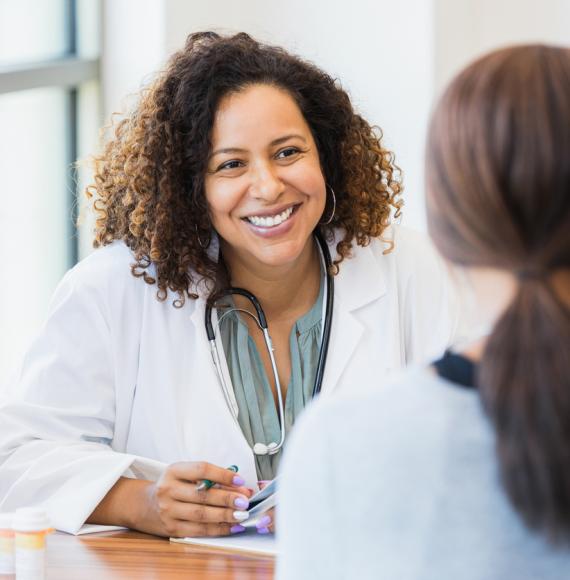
[433,350,477,389]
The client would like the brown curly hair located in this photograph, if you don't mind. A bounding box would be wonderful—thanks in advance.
[87,31,403,306]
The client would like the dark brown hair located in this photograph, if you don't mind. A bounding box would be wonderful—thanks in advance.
[427,45,570,541]
[87,31,402,305]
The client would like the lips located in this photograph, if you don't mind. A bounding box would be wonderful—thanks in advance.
[242,204,300,228]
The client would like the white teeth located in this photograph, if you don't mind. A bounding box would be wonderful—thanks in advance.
[247,206,294,227]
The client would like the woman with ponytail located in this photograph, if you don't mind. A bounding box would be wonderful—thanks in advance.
[278,44,570,579]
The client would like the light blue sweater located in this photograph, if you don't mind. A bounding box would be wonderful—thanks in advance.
[277,367,570,580]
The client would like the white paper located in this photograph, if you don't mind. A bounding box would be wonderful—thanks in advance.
[72,524,127,535]
[170,528,277,555]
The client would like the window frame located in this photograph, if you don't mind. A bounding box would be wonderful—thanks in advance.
[0,0,100,265]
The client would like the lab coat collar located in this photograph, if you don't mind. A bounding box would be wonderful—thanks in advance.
[328,230,387,312]
[315,231,387,395]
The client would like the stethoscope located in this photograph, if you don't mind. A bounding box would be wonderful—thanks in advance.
[205,231,334,456]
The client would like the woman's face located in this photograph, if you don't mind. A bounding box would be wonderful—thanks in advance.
[204,83,326,271]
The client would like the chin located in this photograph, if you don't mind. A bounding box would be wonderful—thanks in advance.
[254,238,310,268]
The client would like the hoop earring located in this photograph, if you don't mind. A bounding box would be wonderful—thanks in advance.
[320,185,336,225]
[195,224,212,249]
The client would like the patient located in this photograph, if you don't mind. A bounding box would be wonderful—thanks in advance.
[277,44,570,580]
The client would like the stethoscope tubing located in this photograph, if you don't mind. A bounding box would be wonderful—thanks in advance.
[204,230,334,455]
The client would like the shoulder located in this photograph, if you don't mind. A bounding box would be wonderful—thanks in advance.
[296,366,480,451]
[339,224,444,282]
[378,224,444,279]
[68,241,142,285]
[49,241,147,313]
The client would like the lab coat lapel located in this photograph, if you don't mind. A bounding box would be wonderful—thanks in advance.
[319,238,387,395]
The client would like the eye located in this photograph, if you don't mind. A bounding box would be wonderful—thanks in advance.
[217,159,244,171]
[275,147,301,160]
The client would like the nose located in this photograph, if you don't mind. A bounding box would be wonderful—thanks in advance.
[249,162,284,202]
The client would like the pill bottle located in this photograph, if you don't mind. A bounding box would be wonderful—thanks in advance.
[0,512,15,578]
[13,508,52,580]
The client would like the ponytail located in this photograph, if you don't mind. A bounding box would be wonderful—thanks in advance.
[479,275,570,541]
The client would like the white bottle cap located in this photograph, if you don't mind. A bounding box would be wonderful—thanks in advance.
[0,512,14,530]
[13,508,51,533]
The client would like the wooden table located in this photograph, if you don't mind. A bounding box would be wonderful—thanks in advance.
[46,530,275,579]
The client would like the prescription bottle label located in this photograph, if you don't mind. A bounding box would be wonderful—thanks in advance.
[15,532,47,580]
[15,532,46,551]
[0,532,15,575]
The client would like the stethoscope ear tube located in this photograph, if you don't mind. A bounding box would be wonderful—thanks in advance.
[205,288,268,340]
[312,230,334,397]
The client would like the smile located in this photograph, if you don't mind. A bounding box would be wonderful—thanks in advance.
[245,205,297,228]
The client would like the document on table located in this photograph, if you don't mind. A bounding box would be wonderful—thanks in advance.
[170,527,277,555]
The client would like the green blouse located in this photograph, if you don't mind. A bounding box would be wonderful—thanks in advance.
[219,278,324,481]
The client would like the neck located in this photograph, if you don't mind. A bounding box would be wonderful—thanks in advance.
[460,337,487,363]
[453,266,518,364]
[220,238,321,322]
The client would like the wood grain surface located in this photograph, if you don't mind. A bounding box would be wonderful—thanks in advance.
[46,530,275,579]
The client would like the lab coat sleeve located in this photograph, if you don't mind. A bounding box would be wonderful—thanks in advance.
[0,265,161,534]
[276,403,339,580]
[395,227,460,365]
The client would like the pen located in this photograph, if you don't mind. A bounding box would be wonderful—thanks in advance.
[196,465,239,492]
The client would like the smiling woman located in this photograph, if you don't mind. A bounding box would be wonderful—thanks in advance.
[89,32,403,305]
[0,32,457,539]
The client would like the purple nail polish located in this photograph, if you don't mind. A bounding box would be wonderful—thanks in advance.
[256,515,271,528]
[232,475,246,486]
[257,527,270,534]
[234,497,249,510]
[231,525,246,534]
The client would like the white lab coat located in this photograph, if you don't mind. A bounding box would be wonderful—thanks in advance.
[0,226,457,533]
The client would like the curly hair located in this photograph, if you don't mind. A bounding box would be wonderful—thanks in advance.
[87,31,403,306]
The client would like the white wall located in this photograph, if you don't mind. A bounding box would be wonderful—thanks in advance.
[102,0,435,229]
[101,0,164,118]
[434,0,570,95]
[101,0,570,229]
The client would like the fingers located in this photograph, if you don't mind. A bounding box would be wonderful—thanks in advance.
[210,484,254,497]
[171,462,245,488]
[256,507,275,535]
[170,501,249,525]
[153,462,253,538]
[170,484,249,510]
[168,521,240,538]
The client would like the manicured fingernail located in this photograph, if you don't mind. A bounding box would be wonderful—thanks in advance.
[257,527,270,534]
[232,475,246,486]
[256,515,271,528]
[231,524,245,534]
[233,510,249,521]
[234,497,249,510]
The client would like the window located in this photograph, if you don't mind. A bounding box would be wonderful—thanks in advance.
[0,0,100,390]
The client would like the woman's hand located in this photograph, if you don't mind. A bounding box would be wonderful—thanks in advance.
[137,462,253,537]
[89,462,253,538]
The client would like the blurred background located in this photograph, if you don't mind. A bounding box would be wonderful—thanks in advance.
[1,0,569,390]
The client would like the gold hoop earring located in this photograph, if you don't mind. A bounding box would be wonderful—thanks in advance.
[320,185,336,225]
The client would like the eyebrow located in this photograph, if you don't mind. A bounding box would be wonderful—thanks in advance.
[210,134,308,158]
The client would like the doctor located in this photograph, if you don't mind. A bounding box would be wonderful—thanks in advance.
[0,32,456,537]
